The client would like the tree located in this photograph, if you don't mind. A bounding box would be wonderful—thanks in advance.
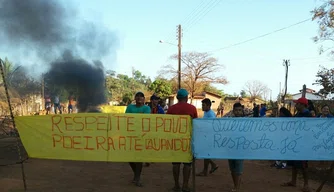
[159,52,228,102]
[240,90,248,98]
[105,69,151,105]
[313,66,334,97]
[244,80,268,99]
[148,78,172,99]
[312,1,334,55]
[0,58,39,99]
[203,83,224,96]
[132,67,152,88]
[0,57,21,87]
[10,67,41,98]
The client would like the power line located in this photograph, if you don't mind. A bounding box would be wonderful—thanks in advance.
[179,0,208,27]
[183,0,221,32]
[164,0,209,43]
[207,18,312,53]
[164,0,217,43]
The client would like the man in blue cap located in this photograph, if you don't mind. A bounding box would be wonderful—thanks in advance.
[167,88,198,192]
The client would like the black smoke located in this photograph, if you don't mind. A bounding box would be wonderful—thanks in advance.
[0,0,74,59]
[0,0,118,112]
[46,51,106,112]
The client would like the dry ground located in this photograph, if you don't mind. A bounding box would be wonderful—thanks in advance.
[0,137,333,192]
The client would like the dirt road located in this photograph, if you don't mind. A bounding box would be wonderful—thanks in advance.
[0,137,333,192]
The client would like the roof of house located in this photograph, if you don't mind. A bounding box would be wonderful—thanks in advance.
[168,91,222,99]
[291,92,324,98]
[298,88,316,93]
[224,97,243,101]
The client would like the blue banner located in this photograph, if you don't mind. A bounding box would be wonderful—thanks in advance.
[192,118,334,160]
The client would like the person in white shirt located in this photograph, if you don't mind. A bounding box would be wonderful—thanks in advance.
[196,98,219,176]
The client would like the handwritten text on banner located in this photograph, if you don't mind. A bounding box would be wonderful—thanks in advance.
[193,118,334,160]
[15,114,192,162]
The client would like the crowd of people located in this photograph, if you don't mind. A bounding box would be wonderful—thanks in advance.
[123,88,333,192]
[42,88,333,191]
[44,94,76,114]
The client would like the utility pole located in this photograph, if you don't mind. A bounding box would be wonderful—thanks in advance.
[177,24,182,90]
[41,73,45,111]
[302,84,307,98]
[281,59,290,105]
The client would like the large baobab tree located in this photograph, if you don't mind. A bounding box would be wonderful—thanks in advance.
[159,52,228,102]
[244,80,269,100]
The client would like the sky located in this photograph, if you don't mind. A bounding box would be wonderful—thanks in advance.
[3,0,334,100]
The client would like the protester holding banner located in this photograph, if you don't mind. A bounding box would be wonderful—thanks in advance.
[125,91,151,187]
[281,97,312,192]
[167,88,198,192]
[196,98,219,177]
[150,94,165,114]
[259,103,267,117]
[144,94,165,167]
[271,107,292,169]
[318,104,333,118]
[225,102,245,192]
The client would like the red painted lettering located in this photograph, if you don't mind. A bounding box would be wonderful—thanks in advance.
[51,115,63,133]
[182,138,190,152]
[134,138,142,151]
[145,139,153,150]
[141,118,150,132]
[155,117,164,132]
[127,117,135,132]
[127,136,136,150]
[72,136,81,149]
[107,137,115,150]
[119,136,126,150]
[115,115,127,131]
[172,117,179,133]
[52,134,62,147]
[166,139,172,150]
[97,116,108,130]
[173,139,182,151]
[73,116,84,131]
[179,117,188,134]
[63,136,72,148]
[96,136,107,150]
[85,116,97,130]
[164,118,172,132]
[161,139,167,149]
[64,117,73,131]
[83,136,94,150]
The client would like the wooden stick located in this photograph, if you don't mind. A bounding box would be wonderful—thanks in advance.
[316,161,334,192]
[0,58,27,190]
[192,157,196,192]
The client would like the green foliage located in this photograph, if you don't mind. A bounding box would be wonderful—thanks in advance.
[43,75,74,103]
[105,68,152,105]
[312,1,334,55]
[240,90,248,98]
[10,67,41,98]
[1,57,237,108]
[0,57,21,87]
[313,66,334,97]
[0,58,40,100]
[148,78,172,98]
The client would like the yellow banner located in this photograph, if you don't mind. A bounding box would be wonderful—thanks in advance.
[99,105,126,113]
[15,113,192,162]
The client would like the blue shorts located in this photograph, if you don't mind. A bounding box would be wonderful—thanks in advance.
[228,159,244,175]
